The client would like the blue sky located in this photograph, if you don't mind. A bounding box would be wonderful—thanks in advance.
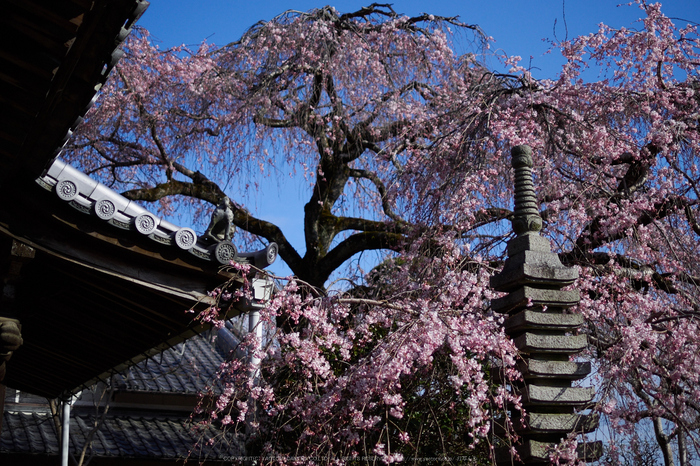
[135,1,698,278]
[140,0,698,79]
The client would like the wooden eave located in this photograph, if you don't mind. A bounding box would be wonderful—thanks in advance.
[0,0,147,179]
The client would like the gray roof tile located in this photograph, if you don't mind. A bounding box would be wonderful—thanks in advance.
[2,330,243,459]
[118,330,231,394]
[1,411,239,460]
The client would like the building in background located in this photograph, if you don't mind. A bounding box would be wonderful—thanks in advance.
[1,323,247,465]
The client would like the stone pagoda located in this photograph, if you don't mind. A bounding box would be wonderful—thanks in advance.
[491,145,602,463]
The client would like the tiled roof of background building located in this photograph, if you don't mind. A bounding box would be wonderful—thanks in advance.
[117,331,226,394]
[1,329,245,462]
[1,411,240,461]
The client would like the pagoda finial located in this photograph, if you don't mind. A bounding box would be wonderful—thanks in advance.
[511,145,542,235]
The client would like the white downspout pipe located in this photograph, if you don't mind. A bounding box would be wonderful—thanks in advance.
[243,276,273,453]
[60,397,71,466]
[248,308,262,384]
[246,276,273,384]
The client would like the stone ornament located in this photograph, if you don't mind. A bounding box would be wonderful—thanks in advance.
[0,318,22,384]
[203,197,235,243]
[174,228,197,250]
[238,242,279,269]
[213,241,238,264]
[56,179,78,201]
[94,199,117,220]
[265,242,279,265]
[0,318,22,358]
[135,213,158,235]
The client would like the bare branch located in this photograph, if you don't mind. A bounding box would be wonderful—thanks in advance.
[347,168,406,223]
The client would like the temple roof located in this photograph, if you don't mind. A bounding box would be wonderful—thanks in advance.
[0,0,274,399]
